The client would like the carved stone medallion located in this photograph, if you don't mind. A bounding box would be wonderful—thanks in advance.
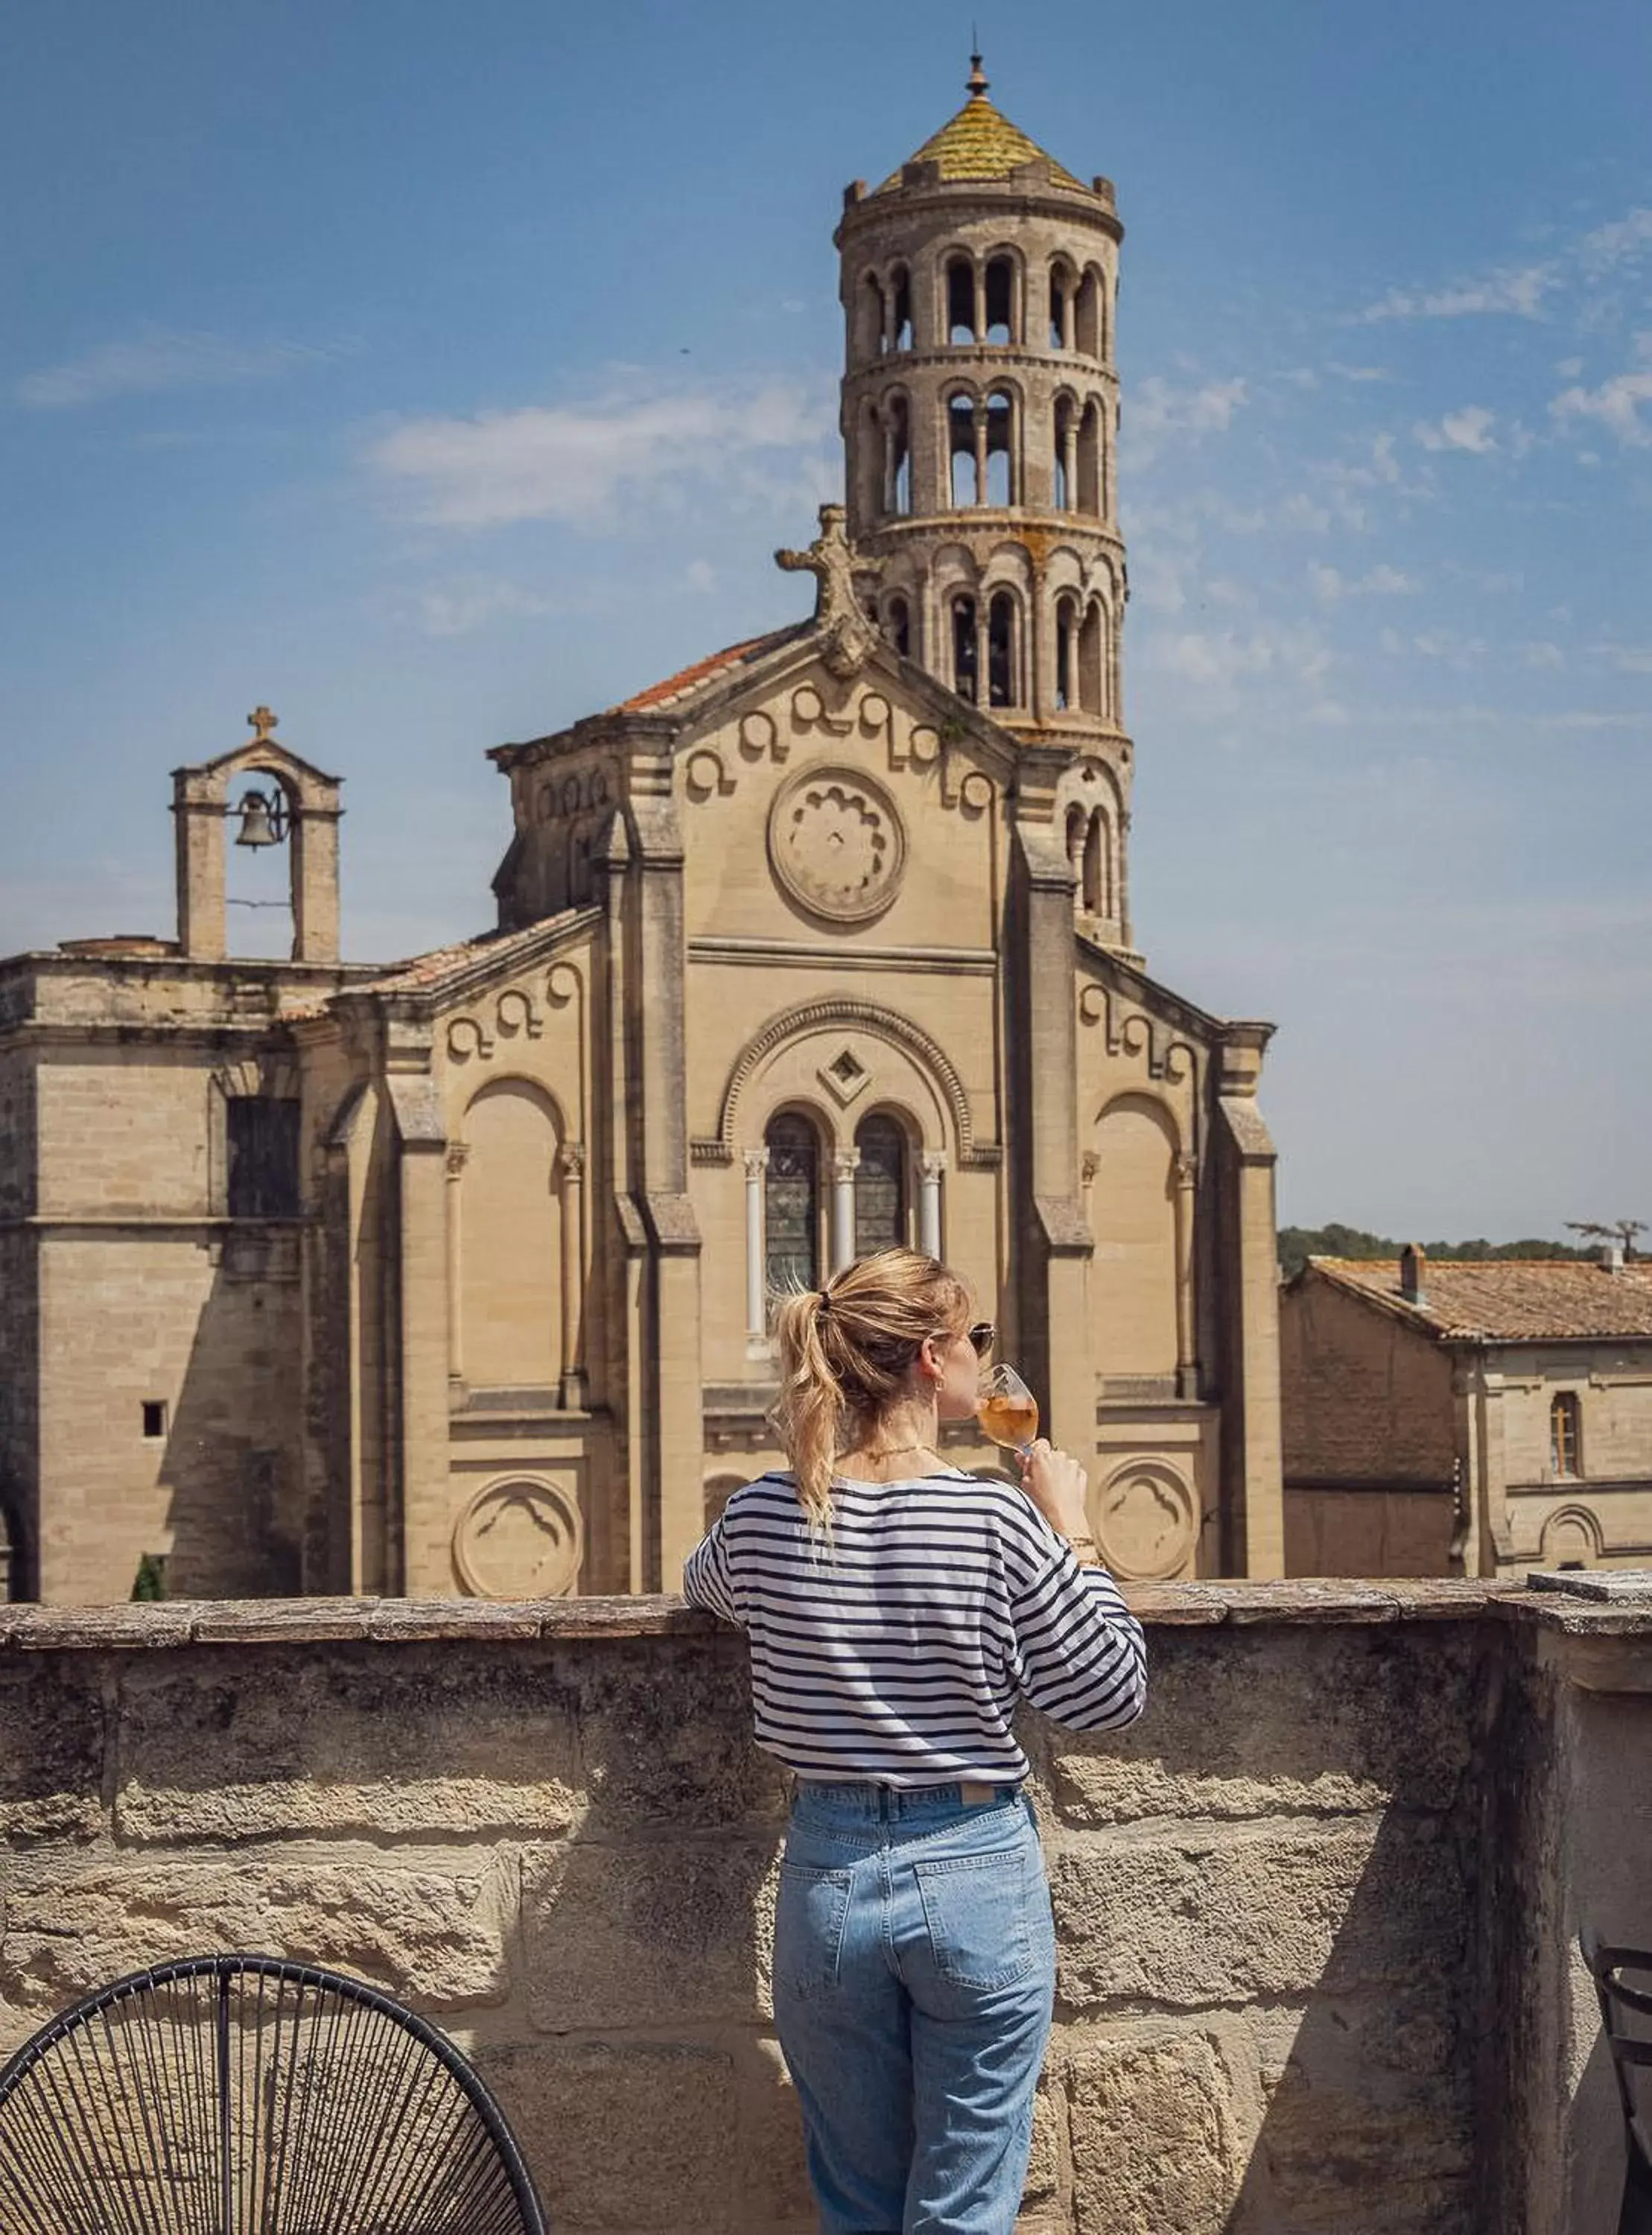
[452,1476,582,1600]
[1093,1459,1199,1582]
[768,764,906,925]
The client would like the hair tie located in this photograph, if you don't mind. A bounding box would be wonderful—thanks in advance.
[816,1289,832,1316]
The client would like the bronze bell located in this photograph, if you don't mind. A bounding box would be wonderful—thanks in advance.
[233,788,287,847]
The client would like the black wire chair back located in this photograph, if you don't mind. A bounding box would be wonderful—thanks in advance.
[1583,1932,1652,2235]
[0,1953,547,2234]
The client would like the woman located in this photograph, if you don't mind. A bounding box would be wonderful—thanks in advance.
[682,1248,1147,2235]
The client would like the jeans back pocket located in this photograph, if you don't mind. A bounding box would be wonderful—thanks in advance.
[912,1845,1037,1990]
[775,1860,855,2002]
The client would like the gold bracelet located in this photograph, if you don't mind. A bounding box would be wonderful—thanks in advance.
[1066,1533,1104,1567]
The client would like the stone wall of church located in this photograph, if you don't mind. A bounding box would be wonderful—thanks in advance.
[6,1580,1621,2234]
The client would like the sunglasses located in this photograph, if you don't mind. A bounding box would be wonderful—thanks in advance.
[967,1322,996,1358]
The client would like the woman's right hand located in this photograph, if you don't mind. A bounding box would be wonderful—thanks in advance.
[1019,1439,1092,1542]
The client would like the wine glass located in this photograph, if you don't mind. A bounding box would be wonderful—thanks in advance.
[977,1363,1040,1455]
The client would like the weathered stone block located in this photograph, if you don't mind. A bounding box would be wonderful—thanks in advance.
[1031,1627,1477,1827]
[1,1852,511,2012]
[1067,2030,1240,2234]
[115,1647,580,1841]
[1052,1815,1466,2011]
[568,1636,790,1830]
[523,1840,776,2029]
[1248,2067,1473,2232]
[474,2038,740,2230]
[734,2034,813,2225]
[0,1660,105,1842]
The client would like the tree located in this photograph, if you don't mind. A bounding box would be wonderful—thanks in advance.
[1564,1220,1648,1261]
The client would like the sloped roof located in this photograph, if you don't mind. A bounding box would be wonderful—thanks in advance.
[609,626,803,716]
[877,80,1084,196]
[1309,1257,1652,1343]
[341,912,588,1001]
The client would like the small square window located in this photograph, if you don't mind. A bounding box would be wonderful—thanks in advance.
[142,1401,168,1440]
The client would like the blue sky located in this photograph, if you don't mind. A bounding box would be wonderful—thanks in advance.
[2,0,1649,1239]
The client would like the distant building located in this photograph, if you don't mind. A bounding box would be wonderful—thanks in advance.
[0,62,1286,1604]
[1281,1246,1652,1575]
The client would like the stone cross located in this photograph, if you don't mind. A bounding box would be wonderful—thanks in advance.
[775,505,883,679]
[247,706,279,743]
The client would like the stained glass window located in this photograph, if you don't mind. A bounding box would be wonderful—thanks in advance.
[765,1113,820,1298]
[854,1115,906,1257]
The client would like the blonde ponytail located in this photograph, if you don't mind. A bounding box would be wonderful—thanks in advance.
[769,1248,974,1542]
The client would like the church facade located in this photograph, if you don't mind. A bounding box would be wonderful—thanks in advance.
[0,65,1285,1605]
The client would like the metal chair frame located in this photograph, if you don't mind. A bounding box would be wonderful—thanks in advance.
[1583,1933,1652,2235]
[0,1952,547,2234]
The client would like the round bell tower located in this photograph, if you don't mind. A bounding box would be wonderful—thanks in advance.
[836,58,1128,774]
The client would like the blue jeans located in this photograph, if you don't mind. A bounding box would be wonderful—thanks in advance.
[772,1781,1056,2235]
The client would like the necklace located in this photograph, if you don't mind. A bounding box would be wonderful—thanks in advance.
[854,1440,938,1462]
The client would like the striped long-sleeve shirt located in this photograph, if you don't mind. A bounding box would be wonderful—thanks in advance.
[680,1466,1147,1787]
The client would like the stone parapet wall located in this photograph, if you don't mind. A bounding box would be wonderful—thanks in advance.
[0,1580,1642,2234]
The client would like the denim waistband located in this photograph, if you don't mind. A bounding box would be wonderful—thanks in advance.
[792,1778,1024,1824]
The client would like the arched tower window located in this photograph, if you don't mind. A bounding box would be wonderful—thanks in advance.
[765,1112,822,1296]
[1078,399,1103,515]
[1079,600,1106,716]
[884,595,911,659]
[857,273,884,362]
[1551,1392,1582,1478]
[860,402,883,522]
[946,255,976,345]
[988,591,1017,708]
[1055,595,1078,711]
[984,256,1015,344]
[1049,260,1076,351]
[1053,396,1076,511]
[949,393,979,506]
[1082,811,1108,915]
[1076,266,1104,358]
[985,390,1014,506]
[885,393,912,516]
[951,594,979,703]
[890,265,913,352]
[854,1114,908,1255]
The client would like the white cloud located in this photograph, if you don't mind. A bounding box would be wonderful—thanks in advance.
[1580,208,1652,273]
[1591,643,1652,674]
[413,577,561,637]
[366,376,836,530]
[1127,375,1247,464]
[1309,562,1417,603]
[14,326,341,408]
[1142,624,1330,690]
[1552,368,1652,446]
[1523,641,1565,670]
[1414,406,1499,454]
[684,557,717,592]
[1362,264,1552,323]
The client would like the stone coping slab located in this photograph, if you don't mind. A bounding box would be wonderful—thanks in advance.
[5,1576,1623,1655]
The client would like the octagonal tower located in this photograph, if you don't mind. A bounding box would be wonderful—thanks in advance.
[836,57,1128,787]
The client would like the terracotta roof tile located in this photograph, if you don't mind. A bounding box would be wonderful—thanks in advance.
[611,627,798,715]
[1311,1257,1652,1342]
[877,92,1085,196]
[343,914,585,1001]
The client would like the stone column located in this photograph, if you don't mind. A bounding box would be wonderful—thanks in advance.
[919,1151,946,1260]
[171,779,226,961]
[1174,1153,1200,1399]
[1014,797,1093,1460]
[1061,418,1078,513]
[292,804,343,964]
[743,1149,769,1340]
[444,1144,468,1385]
[385,1076,451,1596]
[559,1142,586,1410]
[973,405,989,508]
[830,1151,860,1273]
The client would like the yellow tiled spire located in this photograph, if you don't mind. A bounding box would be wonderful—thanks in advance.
[875,54,1085,195]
